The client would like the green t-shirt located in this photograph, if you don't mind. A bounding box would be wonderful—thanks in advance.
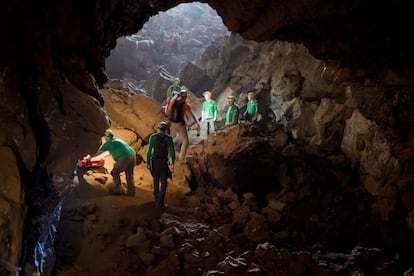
[246,100,258,116]
[202,99,217,120]
[146,132,175,164]
[167,85,181,98]
[226,104,239,125]
[99,138,136,161]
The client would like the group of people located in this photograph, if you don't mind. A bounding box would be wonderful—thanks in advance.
[85,77,259,209]
[88,125,173,208]
[225,92,258,126]
[165,79,200,162]
[168,77,259,139]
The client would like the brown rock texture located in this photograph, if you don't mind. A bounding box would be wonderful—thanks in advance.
[0,0,413,274]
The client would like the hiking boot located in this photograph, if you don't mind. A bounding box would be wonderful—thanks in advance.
[154,201,166,210]
[112,188,123,195]
[127,191,135,197]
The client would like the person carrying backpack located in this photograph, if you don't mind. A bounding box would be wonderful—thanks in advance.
[166,89,200,162]
[146,121,175,208]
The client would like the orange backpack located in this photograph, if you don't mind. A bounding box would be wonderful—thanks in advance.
[166,96,184,122]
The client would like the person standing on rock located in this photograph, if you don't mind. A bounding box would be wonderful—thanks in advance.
[166,89,200,162]
[94,129,136,196]
[201,90,217,138]
[166,77,182,104]
[225,95,240,125]
[243,92,258,122]
[146,121,175,208]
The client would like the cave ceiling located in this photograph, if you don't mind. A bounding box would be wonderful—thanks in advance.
[93,0,414,77]
[0,0,412,89]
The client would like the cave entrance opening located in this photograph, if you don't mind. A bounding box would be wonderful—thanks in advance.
[104,2,229,101]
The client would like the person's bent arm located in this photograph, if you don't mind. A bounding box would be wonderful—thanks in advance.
[192,111,201,135]
[146,135,155,168]
[190,109,201,133]
[201,102,206,121]
[166,86,172,98]
[201,109,206,121]
[254,102,258,120]
[93,150,110,159]
[94,140,110,159]
[232,110,238,124]
[213,103,217,121]
[254,102,258,113]
[166,136,175,165]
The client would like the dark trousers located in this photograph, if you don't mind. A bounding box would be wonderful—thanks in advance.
[153,171,168,206]
[150,157,170,206]
[111,156,136,195]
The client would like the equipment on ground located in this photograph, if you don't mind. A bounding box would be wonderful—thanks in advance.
[77,154,105,168]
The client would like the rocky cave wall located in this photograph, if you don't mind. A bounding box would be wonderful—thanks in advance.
[0,0,413,272]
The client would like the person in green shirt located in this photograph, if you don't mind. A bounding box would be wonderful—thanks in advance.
[146,121,175,208]
[166,78,181,103]
[95,129,136,196]
[225,95,239,125]
[201,90,217,137]
[243,92,258,122]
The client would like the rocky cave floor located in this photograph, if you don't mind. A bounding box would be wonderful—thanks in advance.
[53,160,414,276]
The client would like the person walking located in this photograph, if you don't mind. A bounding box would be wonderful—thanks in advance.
[201,90,217,138]
[94,129,136,196]
[243,92,258,122]
[225,95,240,125]
[166,89,200,162]
[146,122,175,208]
